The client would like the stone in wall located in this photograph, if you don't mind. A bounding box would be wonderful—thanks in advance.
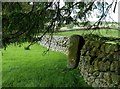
[67,35,85,69]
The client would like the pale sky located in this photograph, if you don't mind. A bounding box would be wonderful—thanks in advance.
[59,0,120,22]
[30,0,119,22]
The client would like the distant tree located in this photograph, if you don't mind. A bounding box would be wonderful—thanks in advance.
[2,0,118,48]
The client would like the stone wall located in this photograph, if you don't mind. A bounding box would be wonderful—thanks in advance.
[38,36,69,54]
[79,39,120,87]
[38,35,120,87]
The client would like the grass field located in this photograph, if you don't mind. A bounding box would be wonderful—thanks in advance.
[54,29,120,38]
[2,28,119,88]
[2,43,92,88]
[0,50,2,87]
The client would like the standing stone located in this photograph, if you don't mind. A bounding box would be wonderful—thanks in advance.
[67,35,85,69]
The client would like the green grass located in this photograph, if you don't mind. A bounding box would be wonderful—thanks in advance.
[0,50,2,87]
[2,43,92,88]
[54,29,120,38]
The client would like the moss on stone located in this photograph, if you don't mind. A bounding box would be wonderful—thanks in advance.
[93,71,99,77]
[85,56,92,65]
[98,61,110,72]
[100,44,106,52]
[110,61,120,74]
[102,58,107,62]
[84,41,92,50]
[110,61,117,72]
[81,45,86,50]
[103,72,112,84]
[114,45,119,51]
[90,47,97,56]
[80,56,85,62]
[113,52,119,60]
[94,40,104,48]
[85,40,90,45]
[111,73,120,85]
[104,61,110,71]
[83,40,90,49]
[89,41,94,46]
[68,35,85,69]
[88,65,95,74]
[94,59,99,71]
[105,43,111,53]
[110,44,119,52]
[86,51,90,56]
[106,54,113,60]
[98,52,106,59]
[80,49,86,56]
[96,50,102,57]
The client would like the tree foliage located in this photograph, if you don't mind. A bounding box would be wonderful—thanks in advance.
[2,1,118,48]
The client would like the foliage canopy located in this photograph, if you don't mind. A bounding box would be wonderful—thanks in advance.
[2,1,118,47]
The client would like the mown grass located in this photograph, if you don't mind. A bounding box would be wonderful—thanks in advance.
[2,43,92,88]
[54,29,120,38]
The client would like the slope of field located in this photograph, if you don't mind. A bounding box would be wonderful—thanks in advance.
[2,43,92,88]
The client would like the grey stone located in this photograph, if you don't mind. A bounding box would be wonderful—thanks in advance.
[87,81,92,85]
[102,83,109,87]
[95,79,100,85]
[93,71,99,77]
[88,66,95,74]
[103,72,112,85]
[87,76,95,83]
[92,82,99,87]
[98,72,104,78]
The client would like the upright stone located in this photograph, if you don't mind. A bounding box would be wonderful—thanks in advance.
[67,35,85,69]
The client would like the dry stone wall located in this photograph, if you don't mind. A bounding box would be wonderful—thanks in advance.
[79,39,120,87]
[38,36,69,54]
[38,35,120,87]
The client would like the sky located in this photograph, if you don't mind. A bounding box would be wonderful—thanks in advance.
[59,0,120,22]
[29,0,119,22]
